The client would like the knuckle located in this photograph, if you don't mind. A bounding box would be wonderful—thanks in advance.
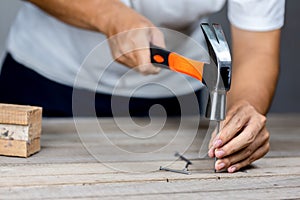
[263,130,270,142]
[260,115,267,125]
[224,158,230,166]
[235,117,244,130]
[138,66,147,73]
[137,66,152,75]
[245,148,252,158]
[217,130,224,139]
[222,159,231,168]
[254,116,266,132]
[256,123,263,133]
[246,130,256,144]
[226,109,235,118]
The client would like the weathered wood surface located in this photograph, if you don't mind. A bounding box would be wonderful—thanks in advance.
[0,114,300,199]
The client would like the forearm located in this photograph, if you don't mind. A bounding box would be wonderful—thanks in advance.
[227,26,281,114]
[27,0,133,34]
[27,0,163,74]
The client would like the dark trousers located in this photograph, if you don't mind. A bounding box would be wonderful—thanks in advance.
[0,54,203,117]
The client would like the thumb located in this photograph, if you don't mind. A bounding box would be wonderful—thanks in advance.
[136,46,161,75]
[150,27,166,48]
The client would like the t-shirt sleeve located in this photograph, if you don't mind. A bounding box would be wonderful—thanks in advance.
[228,0,286,31]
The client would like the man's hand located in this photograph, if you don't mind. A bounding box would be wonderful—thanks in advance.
[207,26,281,173]
[105,2,165,75]
[208,100,270,173]
[28,0,165,75]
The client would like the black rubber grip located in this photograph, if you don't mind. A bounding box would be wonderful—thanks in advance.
[149,43,170,68]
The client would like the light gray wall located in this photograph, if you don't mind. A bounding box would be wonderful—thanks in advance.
[0,0,299,113]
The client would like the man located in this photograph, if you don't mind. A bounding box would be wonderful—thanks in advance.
[0,0,285,172]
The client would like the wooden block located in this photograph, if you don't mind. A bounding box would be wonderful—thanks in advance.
[0,103,42,125]
[0,138,40,157]
[0,103,42,157]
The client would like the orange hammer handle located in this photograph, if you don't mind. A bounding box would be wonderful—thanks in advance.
[150,44,204,82]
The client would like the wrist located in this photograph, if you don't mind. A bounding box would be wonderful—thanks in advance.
[98,0,125,34]
[93,0,154,37]
[227,97,268,116]
[226,84,274,115]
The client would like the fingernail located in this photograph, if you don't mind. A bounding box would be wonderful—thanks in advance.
[228,166,237,173]
[215,150,225,158]
[217,162,225,170]
[213,139,223,148]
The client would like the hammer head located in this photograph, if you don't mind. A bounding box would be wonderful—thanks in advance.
[201,23,232,121]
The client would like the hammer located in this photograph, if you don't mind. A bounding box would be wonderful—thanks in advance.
[150,23,232,172]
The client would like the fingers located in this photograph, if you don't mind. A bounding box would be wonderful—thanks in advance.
[115,46,160,75]
[213,105,252,149]
[208,101,270,173]
[106,7,165,75]
[110,28,164,75]
[210,102,266,152]
[135,47,161,75]
[151,28,166,48]
[215,128,269,172]
[214,114,266,159]
[133,28,165,75]
[208,111,249,158]
[228,141,270,173]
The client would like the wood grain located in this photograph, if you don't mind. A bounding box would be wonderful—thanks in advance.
[0,115,299,199]
[0,103,42,125]
[1,176,299,200]
[0,137,40,157]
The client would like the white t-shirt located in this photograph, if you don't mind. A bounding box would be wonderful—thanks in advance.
[6,0,285,98]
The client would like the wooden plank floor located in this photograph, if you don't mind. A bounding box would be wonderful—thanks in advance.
[1,114,300,199]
